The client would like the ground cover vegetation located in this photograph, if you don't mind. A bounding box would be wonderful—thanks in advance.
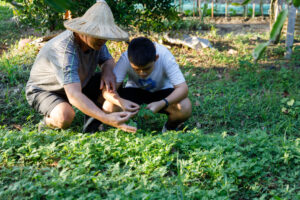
[0,1,300,199]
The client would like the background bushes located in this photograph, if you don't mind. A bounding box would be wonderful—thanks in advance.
[4,0,179,32]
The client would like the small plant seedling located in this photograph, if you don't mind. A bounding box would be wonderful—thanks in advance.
[136,104,156,119]
[127,104,165,131]
[127,119,137,128]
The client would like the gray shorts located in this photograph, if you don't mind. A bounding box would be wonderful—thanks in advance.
[27,91,68,117]
[26,73,102,117]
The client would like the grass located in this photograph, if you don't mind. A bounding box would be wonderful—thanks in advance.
[0,2,20,48]
[0,1,300,199]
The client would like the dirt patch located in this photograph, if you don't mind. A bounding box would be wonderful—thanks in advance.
[215,23,269,35]
[208,16,270,35]
[208,16,269,24]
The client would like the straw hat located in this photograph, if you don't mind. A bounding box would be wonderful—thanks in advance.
[64,0,129,41]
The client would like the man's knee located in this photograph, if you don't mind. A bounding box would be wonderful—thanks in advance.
[49,103,75,129]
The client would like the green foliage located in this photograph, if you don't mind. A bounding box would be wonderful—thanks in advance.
[1,4,300,198]
[269,10,288,42]
[281,98,300,118]
[202,3,208,20]
[184,9,193,16]
[11,0,65,32]
[293,0,300,7]
[253,41,269,62]
[130,104,166,132]
[0,128,299,199]
[252,10,288,62]
[44,0,75,12]
[4,0,178,32]
[0,2,21,45]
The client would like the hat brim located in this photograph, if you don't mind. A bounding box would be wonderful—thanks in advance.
[64,18,129,41]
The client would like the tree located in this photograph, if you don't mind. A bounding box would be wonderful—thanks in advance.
[4,0,179,33]
[198,0,202,21]
[285,4,297,59]
[234,0,300,61]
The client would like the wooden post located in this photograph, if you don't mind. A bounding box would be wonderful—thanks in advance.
[285,4,296,59]
[193,0,196,17]
[252,3,255,18]
[211,0,214,18]
[270,0,275,29]
[225,0,228,19]
[179,0,182,12]
[260,0,264,17]
[244,5,248,18]
[198,0,202,21]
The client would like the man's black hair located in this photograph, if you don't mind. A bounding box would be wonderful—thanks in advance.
[128,37,156,67]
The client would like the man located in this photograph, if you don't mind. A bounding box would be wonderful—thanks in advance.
[25,0,136,133]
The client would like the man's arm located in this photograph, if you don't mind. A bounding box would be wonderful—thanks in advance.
[64,82,136,132]
[146,82,188,113]
[100,58,116,92]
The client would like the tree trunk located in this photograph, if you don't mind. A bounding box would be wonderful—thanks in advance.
[179,0,182,12]
[260,0,264,17]
[198,0,202,21]
[211,0,214,18]
[193,0,196,17]
[252,3,255,18]
[244,5,248,18]
[285,4,296,59]
[270,0,276,29]
[225,0,228,19]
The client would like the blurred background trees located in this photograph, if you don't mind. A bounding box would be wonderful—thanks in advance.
[3,0,178,32]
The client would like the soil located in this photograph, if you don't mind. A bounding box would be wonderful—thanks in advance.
[0,16,271,56]
[206,16,270,35]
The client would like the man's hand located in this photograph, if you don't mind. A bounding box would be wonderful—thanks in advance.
[120,99,140,112]
[103,111,137,133]
[146,100,165,113]
[101,59,116,92]
[100,70,116,92]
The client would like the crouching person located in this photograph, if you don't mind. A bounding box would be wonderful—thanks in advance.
[103,37,192,132]
[25,1,136,133]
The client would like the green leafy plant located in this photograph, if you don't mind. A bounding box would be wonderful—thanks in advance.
[281,98,300,118]
[236,0,299,62]
[129,104,166,131]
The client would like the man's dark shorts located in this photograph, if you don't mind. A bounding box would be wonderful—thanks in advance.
[118,87,174,105]
[27,73,102,117]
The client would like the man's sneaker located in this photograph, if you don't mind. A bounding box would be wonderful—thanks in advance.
[162,122,185,133]
[82,116,102,133]
[38,117,47,132]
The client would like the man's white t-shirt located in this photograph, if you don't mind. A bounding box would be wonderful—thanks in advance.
[114,42,185,92]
